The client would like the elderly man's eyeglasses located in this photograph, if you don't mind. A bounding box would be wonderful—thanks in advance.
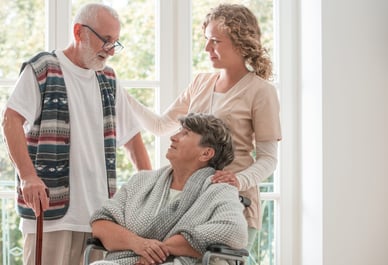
[81,24,124,53]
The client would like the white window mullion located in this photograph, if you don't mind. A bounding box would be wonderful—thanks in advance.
[278,0,300,264]
[158,0,175,166]
[157,0,192,166]
[176,0,192,92]
[46,0,71,51]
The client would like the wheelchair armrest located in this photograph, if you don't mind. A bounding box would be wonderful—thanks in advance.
[239,196,251,207]
[83,237,107,264]
[207,244,249,257]
[202,244,249,265]
[86,237,106,250]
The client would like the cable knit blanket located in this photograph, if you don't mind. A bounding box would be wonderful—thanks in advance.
[90,166,248,265]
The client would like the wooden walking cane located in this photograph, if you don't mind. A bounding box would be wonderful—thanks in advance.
[35,200,43,265]
[35,189,48,265]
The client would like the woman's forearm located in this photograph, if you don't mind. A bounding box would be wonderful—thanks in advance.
[164,234,201,258]
[126,93,180,136]
[92,220,170,263]
[92,220,141,252]
[237,141,278,191]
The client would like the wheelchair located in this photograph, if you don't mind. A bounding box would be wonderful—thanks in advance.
[83,196,251,265]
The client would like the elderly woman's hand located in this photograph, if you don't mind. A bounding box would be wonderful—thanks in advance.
[135,256,156,265]
[133,238,169,264]
[212,170,240,190]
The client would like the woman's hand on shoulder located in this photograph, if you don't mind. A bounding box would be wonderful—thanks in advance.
[212,170,240,190]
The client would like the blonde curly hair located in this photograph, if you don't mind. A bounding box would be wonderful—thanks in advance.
[202,4,273,80]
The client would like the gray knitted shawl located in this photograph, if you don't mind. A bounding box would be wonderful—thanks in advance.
[90,165,248,265]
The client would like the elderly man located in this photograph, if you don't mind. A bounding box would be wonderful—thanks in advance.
[90,113,248,265]
[1,3,151,265]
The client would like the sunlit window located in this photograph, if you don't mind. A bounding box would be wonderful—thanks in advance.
[0,1,281,265]
[0,2,46,263]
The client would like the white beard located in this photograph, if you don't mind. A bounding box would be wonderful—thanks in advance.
[81,39,108,71]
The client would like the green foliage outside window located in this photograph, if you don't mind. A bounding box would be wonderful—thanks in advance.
[0,1,45,262]
[0,0,45,80]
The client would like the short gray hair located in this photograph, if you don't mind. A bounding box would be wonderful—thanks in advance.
[178,113,234,170]
[73,3,119,26]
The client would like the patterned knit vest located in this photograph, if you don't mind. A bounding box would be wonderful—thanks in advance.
[17,51,117,220]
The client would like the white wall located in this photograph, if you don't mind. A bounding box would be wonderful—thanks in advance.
[300,0,388,264]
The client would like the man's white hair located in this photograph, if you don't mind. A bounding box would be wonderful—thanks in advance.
[73,3,119,26]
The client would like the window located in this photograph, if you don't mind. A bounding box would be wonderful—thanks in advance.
[0,1,288,265]
[0,1,45,264]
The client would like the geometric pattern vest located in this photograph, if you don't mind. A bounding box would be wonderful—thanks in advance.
[17,51,117,220]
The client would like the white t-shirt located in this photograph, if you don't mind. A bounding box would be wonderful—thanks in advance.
[6,50,141,234]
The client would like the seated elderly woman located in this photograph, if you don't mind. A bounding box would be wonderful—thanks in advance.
[89,113,248,265]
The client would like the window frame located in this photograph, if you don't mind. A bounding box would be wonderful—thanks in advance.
[0,0,299,264]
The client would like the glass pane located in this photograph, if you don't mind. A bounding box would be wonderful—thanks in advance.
[0,2,45,262]
[71,0,156,80]
[0,186,23,265]
[0,87,22,265]
[260,174,274,192]
[249,200,276,265]
[192,0,274,75]
[0,86,14,183]
[0,0,46,80]
[116,87,156,186]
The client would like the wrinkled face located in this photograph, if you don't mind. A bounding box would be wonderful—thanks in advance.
[79,11,121,70]
[204,20,243,69]
[166,127,208,165]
